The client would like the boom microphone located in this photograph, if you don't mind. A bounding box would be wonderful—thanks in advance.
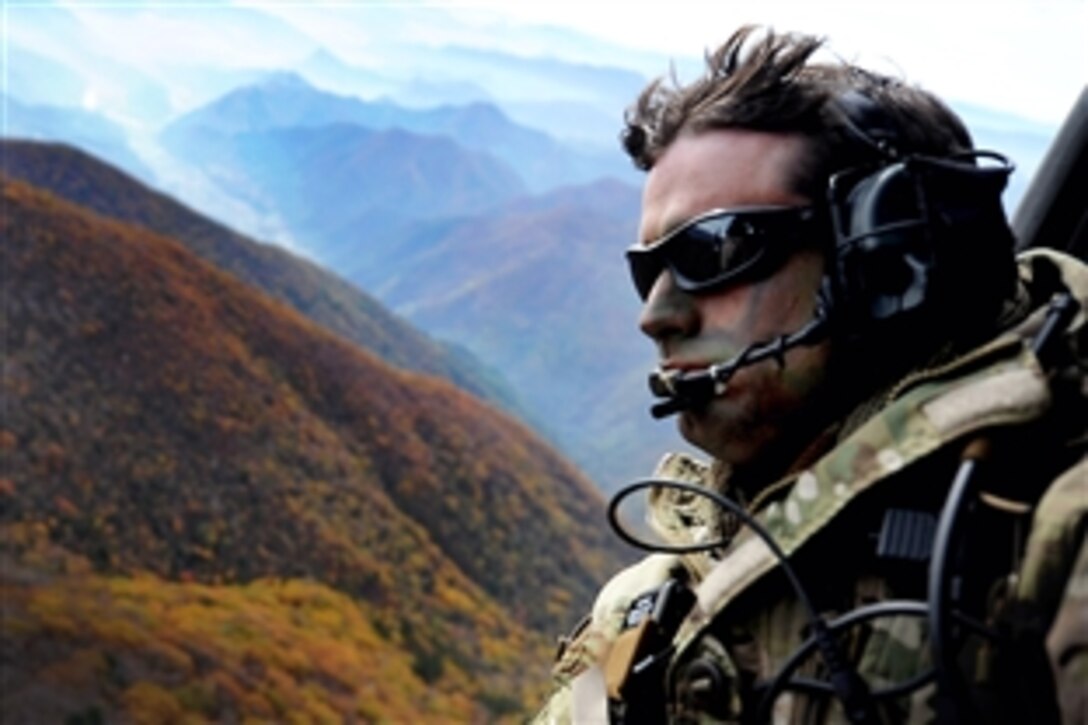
[647,303,831,418]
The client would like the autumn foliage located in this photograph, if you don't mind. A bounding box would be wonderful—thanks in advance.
[5,521,525,722]
[1,161,630,721]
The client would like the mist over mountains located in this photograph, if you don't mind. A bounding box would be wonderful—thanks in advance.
[152,69,698,486]
[3,93,153,182]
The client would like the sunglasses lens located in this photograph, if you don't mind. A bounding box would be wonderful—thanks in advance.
[627,252,663,300]
[627,207,814,299]
[672,217,763,286]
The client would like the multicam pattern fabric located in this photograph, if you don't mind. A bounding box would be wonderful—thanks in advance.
[534,251,1088,724]
[1016,458,1088,724]
[666,339,1057,724]
[534,453,723,725]
[645,454,742,579]
[676,337,1052,647]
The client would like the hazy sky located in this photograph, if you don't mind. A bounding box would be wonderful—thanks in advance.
[481,0,1086,125]
[5,0,1085,126]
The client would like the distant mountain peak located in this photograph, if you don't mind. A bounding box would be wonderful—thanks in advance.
[455,100,509,122]
[461,99,504,114]
[255,70,314,92]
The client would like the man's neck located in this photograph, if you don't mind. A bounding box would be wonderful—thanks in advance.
[725,421,842,510]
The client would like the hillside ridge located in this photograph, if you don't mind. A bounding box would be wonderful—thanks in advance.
[0,139,527,418]
[2,175,630,720]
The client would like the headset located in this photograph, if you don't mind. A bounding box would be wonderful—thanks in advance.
[647,89,1018,418]
[826,90,1017,341]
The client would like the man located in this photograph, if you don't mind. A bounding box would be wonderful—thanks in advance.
[535,26,1086,724]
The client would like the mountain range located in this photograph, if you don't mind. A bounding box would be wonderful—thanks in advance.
[141,70,1059,491]
[160,71,636,194]
[4,40,1058,494]
[148,75,697,486]
[2,156,633,720]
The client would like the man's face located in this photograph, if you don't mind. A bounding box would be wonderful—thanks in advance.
[636,129,833,469]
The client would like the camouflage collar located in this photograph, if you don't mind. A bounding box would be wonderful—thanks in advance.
[673,334,1053,653]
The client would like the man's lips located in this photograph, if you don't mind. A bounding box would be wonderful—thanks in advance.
[659,359,717,374]
[659,342,742,374]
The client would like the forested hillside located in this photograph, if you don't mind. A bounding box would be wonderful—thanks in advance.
[1,176,630,721]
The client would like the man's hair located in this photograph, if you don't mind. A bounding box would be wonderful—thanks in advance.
[622,26,974,199]
[623,26,1023,392]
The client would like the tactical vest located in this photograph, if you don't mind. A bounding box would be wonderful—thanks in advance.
[535,249,1088,724]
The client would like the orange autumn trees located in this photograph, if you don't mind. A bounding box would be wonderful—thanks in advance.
[2,153,630,722]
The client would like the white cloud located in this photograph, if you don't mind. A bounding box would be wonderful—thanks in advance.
[467,0,1086,124]
[81,86,98,111]
[59,1,316,68]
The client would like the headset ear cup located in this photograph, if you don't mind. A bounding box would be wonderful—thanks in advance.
[829,162,934,334]
[827,153,1015,342]
[917,157,1018,312]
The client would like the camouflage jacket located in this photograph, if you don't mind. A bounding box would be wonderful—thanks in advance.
[534,249,1088,724]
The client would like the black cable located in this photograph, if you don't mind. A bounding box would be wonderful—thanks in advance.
[608,479,880,724]
[754,600,935,723]
[926,291,1080,724]
[608,480,822,624]
[1030,291,1078,363]
[927,443,986,711]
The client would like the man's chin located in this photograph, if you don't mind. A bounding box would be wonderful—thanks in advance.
[678,406,731,460]
[677,399,763,466]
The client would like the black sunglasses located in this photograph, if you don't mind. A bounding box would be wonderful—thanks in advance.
[626,205,822,300]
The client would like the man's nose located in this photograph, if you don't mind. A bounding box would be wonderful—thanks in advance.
[638,270,699,342]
